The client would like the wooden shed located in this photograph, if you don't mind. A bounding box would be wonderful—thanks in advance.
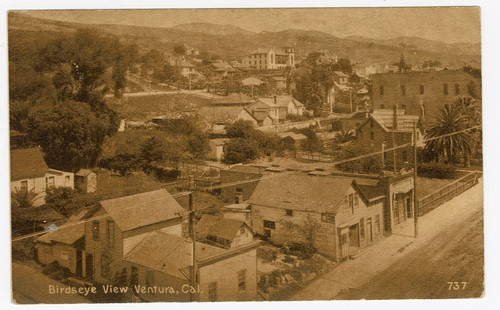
[75,169,97,193]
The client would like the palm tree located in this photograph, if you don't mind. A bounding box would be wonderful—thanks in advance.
[335,130,355,144]
[11,188,38,209]
[425,104,475,165]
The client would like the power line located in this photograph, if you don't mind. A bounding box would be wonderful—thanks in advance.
[11,125,481,243]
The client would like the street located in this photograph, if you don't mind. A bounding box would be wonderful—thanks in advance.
[289,178,483,300]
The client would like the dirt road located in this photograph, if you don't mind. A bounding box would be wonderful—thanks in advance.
[289,179,483,300]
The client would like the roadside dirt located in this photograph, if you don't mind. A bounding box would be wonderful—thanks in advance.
[336,209,484,299]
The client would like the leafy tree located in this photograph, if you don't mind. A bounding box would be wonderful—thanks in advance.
[224,138,259,164]
[45,187,96,217]
[139,136,168,164]
[424,104,475,165]
[26,101,114,171]
[336,143,382,174]
[422,59,442,69]
[173,44,186,56]
[280,214,319,251]
[225,120,256,139]
[395,55,412,73]
[299,128,323,157]
[186,132,210,159]
[154,63,181,83]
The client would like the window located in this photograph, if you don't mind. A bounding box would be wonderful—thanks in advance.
[285,209,293,216]
[92,221,100,241]
[208,282,217,301]
[47,176,55,188]
[348,194,354,214]
[375,214,381,234]
[419,85,425,95]
[379,86,384,95]
[443,83,448,95]
[263,220,275,229]
[380,104,385,109]
[321,213,335,224]
[235,187,243,193]
[238,269,247,290]
[402,151,408,162]
[455,83,460,95]
[401,104,407,110]
[146,270,155,286]
[65,175,70,183]
[20,180,28,191]
[370,132,375,140]
[354,193,359,207]
[360,218,365,239]
[400,85,406,96]
[106,220,115,248]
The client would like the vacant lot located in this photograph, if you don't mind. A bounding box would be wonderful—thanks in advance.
[107,93,212,120]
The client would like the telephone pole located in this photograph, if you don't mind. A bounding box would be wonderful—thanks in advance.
[413,121,419,238]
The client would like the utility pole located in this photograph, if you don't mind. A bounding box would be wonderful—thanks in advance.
[413,121,419,238]
[188,192,197,301]
[392,130,397,173]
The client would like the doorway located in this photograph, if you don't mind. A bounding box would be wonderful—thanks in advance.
[406,196,412,218]
[85,254,94,280]
[366,218,373,243]
[76,250,83,277]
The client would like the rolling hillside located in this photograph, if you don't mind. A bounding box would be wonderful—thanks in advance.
[8,12,481,67]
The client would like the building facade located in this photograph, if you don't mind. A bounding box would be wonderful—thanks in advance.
[244,48,295,70]
[371,70,481,124]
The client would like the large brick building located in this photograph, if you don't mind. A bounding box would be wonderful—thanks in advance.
[371,70,481,125]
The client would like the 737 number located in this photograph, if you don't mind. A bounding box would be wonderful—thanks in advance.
[448,282,467,290]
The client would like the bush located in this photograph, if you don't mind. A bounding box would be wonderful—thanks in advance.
[257,246,278,263]
[151,166,181,182]
[283,242,316,260]
[418,163,457,179]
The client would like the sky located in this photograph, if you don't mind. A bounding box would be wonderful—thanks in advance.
[21,7,481,44]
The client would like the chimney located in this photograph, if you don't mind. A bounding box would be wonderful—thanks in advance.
[235,194,243,204]
[393,105,398,130]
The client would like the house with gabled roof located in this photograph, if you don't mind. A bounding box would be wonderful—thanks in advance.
[355,106,423,169]
[248,172,388,261]
[36,209,88,276]
[121,229,260,302]
[10,148,74,206]
[195,215,253,249]
[81,189,186,282]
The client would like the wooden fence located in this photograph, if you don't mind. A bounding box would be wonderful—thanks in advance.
[417,171,481,216]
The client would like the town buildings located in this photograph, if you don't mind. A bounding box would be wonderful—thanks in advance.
[371,70,481,125]
[356,107,423,169]
[247,171,415,261]
[244,48,295,70]
[10,148,74,206]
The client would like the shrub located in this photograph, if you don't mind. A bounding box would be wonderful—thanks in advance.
[257,246,278,263]
[283,242,316,260]
[152,166,181,181]
[418,163,457,179]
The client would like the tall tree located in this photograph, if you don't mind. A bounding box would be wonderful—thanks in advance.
[425,104,475,165]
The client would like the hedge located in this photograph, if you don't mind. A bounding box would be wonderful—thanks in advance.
[417,163,457,179]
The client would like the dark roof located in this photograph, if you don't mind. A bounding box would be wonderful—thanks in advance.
[75,169,94,177]
[10,148,50,181]
[248,173,356,213]
[195,215,249,240]
[123,231,225,278]
[353,180,386,204]
[37,210,88,245]
[227,165,263,175]
[214,93,255,105]
[198,106,255,124]
[98,189,184,232]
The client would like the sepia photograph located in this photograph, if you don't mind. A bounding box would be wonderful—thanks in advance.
[5,3,490,305]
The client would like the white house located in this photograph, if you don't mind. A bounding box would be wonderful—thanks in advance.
[10,148,74,206]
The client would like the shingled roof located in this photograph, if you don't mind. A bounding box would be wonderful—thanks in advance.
[97,189,184,232]
[123,231,225,278]
[10,148,50,181]
[248,173,356,214]
[195,215,250,241]
[37,209,88,245]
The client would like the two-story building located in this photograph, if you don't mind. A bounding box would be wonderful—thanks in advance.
[371,70,481,125]
[219,165,265,203]
[81,189,186,283]
[248,173,386,261]
[244,48,295,70]
[10,148,74,206]
[355,107,423,169]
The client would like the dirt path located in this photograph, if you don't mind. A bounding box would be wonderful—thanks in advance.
[289,178,483,300]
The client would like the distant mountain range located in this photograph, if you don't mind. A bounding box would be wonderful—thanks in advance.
[8,12,481,68]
